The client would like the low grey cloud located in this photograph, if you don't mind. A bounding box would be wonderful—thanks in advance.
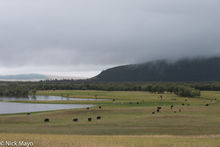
[0,0,220,76]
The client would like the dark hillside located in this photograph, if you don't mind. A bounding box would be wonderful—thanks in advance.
[94,57,220,82]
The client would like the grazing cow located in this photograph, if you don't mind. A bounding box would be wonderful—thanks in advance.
[179,109,181,112]
[170,105,174,109]
[182,103,185,106]
[73,118,78,122]
[137,102,139,104]
[26,112,31,115]
[44,118,50,122]
[157,109,160,112]
[99,106,102,109]
[205,104,209,106]
[152,112,155,114]
[86,107,90,110]
[97,116,101,120]
[113,99,115,101]
[88,118,92,121]
[157,107,162,110]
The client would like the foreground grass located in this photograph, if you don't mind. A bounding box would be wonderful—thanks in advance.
[0,133,219,147]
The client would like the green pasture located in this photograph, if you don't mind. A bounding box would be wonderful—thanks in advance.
[0,90,219,146]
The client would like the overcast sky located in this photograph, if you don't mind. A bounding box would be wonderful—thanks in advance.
[0,0,220,77]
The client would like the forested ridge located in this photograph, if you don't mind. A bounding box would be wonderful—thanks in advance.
[95,57,220,82]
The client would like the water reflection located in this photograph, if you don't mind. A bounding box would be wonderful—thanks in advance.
[0,95,106,101]
[0,102,93,114]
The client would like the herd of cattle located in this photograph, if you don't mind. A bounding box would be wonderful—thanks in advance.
[25,96,213,123]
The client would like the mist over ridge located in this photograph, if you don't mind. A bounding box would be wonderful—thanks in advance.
[95,56,220,82]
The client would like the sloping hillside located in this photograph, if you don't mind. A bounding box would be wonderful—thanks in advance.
[94,57,220,82]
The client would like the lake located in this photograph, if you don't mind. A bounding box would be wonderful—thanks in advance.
[0,95,99,114]
[0,102,93,114]
[0,95,106,101]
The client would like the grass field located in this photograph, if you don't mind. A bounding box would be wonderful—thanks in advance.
[0,90,220,146]
[0,133,219,147]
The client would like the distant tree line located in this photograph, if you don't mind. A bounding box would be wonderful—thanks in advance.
[0,83,29,97]
[3,80,220,98]
[0,80,207,98]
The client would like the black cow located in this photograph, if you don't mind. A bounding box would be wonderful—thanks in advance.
[73,118,78,122]
[157,107,162,110]
[44,118,50,122]
[97,116,101,120]
[88,118,92,121]
[170,105,174,109]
